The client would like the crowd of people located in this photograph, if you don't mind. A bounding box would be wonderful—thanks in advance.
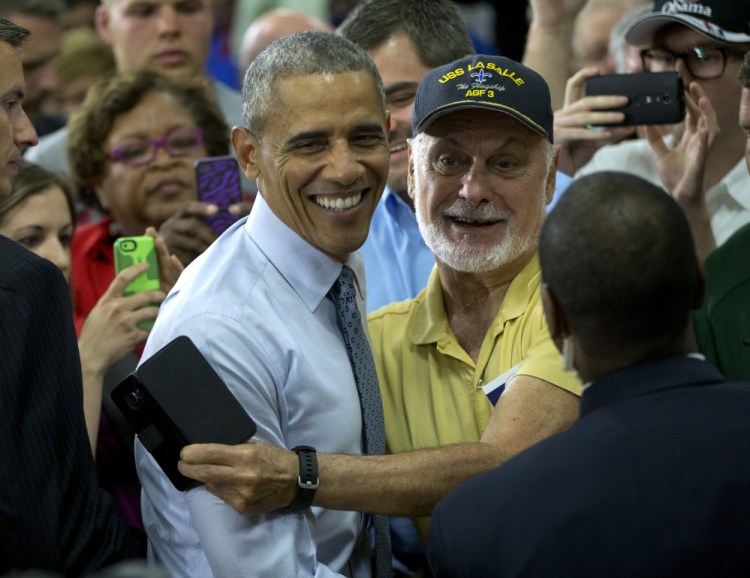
[1,0,749,576]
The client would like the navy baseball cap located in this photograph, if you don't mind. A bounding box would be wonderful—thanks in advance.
[625,0,750,45]
[412,55,554,143]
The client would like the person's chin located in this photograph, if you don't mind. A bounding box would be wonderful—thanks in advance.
[151,61,198,80]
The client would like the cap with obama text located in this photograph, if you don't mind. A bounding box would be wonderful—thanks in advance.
[625,0,750,45]
[412,54,553,143]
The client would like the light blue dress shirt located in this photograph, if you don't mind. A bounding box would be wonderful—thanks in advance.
[359,188,435,313]
[360,173,573,312]
[135,195,371,577]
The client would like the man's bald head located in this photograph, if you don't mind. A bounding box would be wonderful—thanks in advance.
[238,9,333,80]
[540,172,701,361]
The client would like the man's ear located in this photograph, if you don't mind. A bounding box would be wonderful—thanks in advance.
[232,126,260,181]
[95,5,113,45]
[406,138,416,202]
[545,146,560,206]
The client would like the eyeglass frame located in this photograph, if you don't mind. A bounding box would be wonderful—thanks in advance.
[107,126,205,167]
[639,45,745,80]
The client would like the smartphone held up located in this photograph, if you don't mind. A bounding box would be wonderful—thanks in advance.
[194,155,243,236]
[585,71,685,126]
[113,235,160,330]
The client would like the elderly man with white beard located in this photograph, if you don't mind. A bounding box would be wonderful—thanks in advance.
[177,54,583,550]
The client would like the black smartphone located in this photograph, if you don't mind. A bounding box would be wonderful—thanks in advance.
[111,335,257,491]
[584,71,685,126]
[113,235,160,331]
[194,155,243,236]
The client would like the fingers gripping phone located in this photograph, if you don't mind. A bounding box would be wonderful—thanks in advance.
[194,155,243,236]
[585,71,685,126]
[113,235,160,331]
[111,335,257,491]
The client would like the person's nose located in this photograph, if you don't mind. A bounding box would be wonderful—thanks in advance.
[673,57,693,83]
[156,5,180,36]
[325,142,366,186]
[151,140,178,166]
[40,237,70,280]
[458,164,493,205]
[14,108,39,152]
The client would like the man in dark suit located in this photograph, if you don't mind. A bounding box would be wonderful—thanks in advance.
[0,17,140,575]
[428,171,750,577]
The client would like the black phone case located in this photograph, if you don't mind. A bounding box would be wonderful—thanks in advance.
[111,335,257,491]
[585,71,685,126]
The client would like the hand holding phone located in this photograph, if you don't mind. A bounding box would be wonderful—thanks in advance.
[113,235,160,330]
[584,72,685,126]
[194,155,243,236]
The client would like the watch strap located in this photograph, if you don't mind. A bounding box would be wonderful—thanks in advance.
[286,445,319,512]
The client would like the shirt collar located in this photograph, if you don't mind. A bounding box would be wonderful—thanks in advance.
[580,354,721,416]
[382,186,411,216]
[248,194,361,311]
[409,254,542,345]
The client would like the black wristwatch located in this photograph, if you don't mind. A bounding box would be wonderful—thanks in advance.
[286,446,319,512]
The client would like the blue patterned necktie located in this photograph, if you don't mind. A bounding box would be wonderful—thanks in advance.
[330,265,393,578]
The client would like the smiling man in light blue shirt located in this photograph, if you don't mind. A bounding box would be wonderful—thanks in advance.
[135,31,391,577]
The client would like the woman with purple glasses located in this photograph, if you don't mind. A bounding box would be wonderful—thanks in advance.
[65,69,232,538]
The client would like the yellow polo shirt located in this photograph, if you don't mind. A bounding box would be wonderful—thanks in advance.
[367,255,582,541]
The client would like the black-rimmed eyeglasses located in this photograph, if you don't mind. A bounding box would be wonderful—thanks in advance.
[108,127,205,167]
[640,46,744,80]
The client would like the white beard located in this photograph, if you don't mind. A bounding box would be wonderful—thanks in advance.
[416,196,544,274]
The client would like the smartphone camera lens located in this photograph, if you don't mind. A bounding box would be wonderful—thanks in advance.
[126,386,145,410]
[120,239,137,252]
[662,95,671,104]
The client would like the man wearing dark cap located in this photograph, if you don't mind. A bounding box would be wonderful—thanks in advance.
[429,171,750,577]
[178,54,582,547]
[577,0,750,260]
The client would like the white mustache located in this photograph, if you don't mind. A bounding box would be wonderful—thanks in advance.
[442,199,510,222]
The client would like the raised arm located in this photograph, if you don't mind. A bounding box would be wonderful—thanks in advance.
[78,262,165,450]
[522,0,589,110]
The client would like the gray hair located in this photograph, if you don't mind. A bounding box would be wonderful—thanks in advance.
[0,16,30,47]
[241,30,385,138]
